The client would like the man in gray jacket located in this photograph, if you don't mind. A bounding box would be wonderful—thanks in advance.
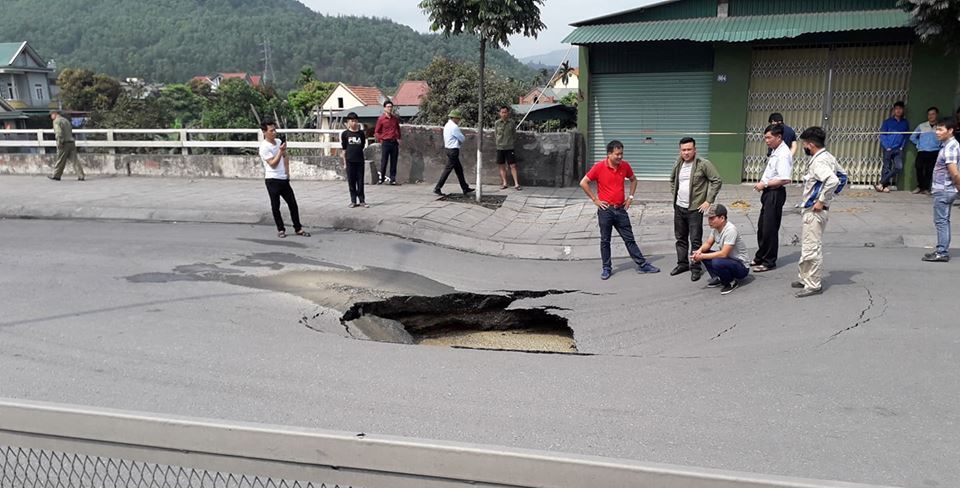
[793,126,845,298]
[669,137,722,281]
[48,111,84,181]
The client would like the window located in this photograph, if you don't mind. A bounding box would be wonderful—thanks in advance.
[5,83,13,100]
[35,84,44,100]
[337,97,344,109]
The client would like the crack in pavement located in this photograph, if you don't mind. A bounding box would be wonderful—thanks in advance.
[711,323,737,341]
[820,285,888,346]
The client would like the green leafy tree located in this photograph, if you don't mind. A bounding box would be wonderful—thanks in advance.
[295,66,316,87]
[57,68,122,112]
[419,0,545,199]
[899,0,960,52]
[412,57,524,127]
[91,92,171,129]
[201,79,268,128]
[287,80,337,127]
[158,83,205,128]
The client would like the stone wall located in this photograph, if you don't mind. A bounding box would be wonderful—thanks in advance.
[0,126,585,187]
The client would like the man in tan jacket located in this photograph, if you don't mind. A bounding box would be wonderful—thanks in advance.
[48,111,84,181]
[793,126,845,298]
[669,137,722,282]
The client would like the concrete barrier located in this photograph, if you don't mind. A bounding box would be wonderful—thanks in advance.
[0,126,584,187]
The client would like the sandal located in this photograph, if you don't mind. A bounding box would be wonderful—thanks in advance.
[881,187,890,193]
[278,230,287,238]
[515,186,522,191]
[360,202,370,208]
[752,264,775,272]
[874,184,885,192]
[295,229,311,237]
[500,184,508,190]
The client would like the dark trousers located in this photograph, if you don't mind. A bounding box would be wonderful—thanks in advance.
[436,148,470,192]
[880,147,904,187]
[346,161,365,204]
[264,178,302,232]
[754,186,786,267]
[674,205,704,270]
[598,206,648,270]
[704,258,749,285]
[916,151,938,192]
[379,140,399,181]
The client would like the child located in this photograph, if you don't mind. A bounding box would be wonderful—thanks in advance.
[341,112,368,208]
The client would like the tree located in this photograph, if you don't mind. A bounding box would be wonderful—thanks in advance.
[411,57,525,126]
[91,92,171,129]
[295,66,316,87]
[287,80,337,128]
[158,83,205,128]
[57,68,122,112]
[558,61,576,86]
[899,0,960,51]
[200,79,268,129]
[419,0,545,200]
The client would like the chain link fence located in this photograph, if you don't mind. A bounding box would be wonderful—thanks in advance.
[1,445,352,488]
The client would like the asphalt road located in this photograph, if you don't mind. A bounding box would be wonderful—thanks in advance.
[1,219,956,487]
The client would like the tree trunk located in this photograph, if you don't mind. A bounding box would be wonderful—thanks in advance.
[476,37,486,202]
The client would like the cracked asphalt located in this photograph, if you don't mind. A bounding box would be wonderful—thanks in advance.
[1,218,957,487]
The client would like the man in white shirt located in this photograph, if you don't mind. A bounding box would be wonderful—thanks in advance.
[259,121,309,238]
[751,124,793,272]
[793,126,844,297]
[434,109,475,196]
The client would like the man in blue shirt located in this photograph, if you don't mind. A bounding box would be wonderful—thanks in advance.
[909,106,941,194]
[876,101,909,192]
[766,113,798,158]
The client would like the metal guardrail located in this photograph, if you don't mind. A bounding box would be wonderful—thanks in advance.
[0,128,342,150]
[0,398,898,488]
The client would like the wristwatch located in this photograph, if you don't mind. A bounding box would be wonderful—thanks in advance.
[628,195,634,200]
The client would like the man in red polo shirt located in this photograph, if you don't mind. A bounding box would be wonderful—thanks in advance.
[374,100,402,185]
[580,140,661,280]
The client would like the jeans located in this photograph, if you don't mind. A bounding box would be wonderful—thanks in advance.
[264,178,302,232]
[379,140,399,181]
[933,191,958,254]
[436,148,470,192]
[880,147,904,187]
[674,205,704,270]
[703,258,749,285]
[597,206,647,270]
[346,161,365,204]
[754,186,786,267]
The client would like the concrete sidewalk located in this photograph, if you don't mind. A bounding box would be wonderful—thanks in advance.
[0,175,951,260]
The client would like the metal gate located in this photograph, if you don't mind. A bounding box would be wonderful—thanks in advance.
[589,72,713,179]
[743,44,912,184]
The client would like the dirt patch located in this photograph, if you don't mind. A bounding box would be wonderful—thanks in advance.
[439,193,506,210]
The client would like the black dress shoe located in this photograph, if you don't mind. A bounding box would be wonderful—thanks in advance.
[432,188,444,196]
[47,175,60,181]
[690,269,702,281]
[463,187,476,194]
[669,265,689,276]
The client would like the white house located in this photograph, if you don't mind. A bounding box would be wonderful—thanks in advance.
[0,41,57,116]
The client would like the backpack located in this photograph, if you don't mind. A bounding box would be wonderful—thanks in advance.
[802,156,847,209]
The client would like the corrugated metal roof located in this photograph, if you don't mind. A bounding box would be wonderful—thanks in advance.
[0,42,25,66]
[563,9,910,44]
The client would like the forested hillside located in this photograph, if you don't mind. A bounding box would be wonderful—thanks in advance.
[1,0,534,89]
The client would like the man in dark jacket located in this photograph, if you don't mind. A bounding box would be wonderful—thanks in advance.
[669,137,722,281]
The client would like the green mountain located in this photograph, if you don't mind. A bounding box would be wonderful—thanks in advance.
[1,0,535,90]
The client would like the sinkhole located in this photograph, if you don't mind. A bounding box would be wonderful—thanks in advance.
[339,290,578,354]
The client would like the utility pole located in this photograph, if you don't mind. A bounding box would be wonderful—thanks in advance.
[261,38,276,86]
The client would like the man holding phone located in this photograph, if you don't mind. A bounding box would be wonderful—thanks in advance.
[260,121,309,238]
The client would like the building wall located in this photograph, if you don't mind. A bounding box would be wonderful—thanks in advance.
[901,43,960,190]
[321,85,363,111]
[707,44,751,184]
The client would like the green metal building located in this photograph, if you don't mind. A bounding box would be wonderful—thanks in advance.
[564,0,960,187]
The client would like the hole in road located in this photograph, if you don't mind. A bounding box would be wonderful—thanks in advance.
[339,290,578,354]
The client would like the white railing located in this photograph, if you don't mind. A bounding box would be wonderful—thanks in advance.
[0,398,896,488]
[0,128,342,150]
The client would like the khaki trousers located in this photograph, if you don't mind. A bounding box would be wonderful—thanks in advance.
[53,141,84,179]
[798,209,828,290]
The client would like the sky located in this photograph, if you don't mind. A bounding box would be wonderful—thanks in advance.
[302,0,659,59]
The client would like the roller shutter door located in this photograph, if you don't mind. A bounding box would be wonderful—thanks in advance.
[588,72,713,179]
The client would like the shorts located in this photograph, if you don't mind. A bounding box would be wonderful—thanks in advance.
[496,149,516,165]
